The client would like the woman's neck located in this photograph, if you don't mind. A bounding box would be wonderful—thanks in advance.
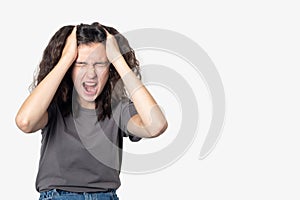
[77,97,96,110]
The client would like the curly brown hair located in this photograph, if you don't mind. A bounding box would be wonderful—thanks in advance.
[32,22,141,120]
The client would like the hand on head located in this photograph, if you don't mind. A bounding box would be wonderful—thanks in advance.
[102,27,123,64]
[61,26,78,65]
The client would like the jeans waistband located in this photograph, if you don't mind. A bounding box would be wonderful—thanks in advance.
[39,188,117,199]
[56,188,116,194]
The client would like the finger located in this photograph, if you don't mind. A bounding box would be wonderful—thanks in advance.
[71,26,77,35]
[102,27,109,35]
[102,27,113,38]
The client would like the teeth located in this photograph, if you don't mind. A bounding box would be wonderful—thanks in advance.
[83,82,97,87]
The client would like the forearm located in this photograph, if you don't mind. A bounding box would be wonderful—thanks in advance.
[113,58,167,136]
[16,58,72,132]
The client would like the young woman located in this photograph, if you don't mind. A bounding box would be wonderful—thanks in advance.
[15,22,167,200]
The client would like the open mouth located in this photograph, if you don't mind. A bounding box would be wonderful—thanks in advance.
[83,82,98,95]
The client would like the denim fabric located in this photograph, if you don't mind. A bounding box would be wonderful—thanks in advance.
[39,189,119,200]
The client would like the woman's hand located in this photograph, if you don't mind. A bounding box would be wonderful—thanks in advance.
[15,26,79,134]
[103,28,123,64]
[102,29,168,138]
[61,26,78,66]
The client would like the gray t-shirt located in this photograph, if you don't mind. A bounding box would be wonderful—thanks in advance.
[35,99,140,192]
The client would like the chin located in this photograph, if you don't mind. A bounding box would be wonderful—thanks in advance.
[83,92,99,101]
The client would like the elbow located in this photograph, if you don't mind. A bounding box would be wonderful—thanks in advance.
[148,120,168,138]
[15,114,34,133]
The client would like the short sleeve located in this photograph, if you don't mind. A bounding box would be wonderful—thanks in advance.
[41,103,57,134]
[120,99,142,142]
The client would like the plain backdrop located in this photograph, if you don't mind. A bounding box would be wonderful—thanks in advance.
[1,0,299,199]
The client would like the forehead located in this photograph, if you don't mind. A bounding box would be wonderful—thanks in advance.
[77,43,106,61]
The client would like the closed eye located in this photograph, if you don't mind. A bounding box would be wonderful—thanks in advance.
[75,62,88,67]
[95,62,109,68]
[74,61,110,68]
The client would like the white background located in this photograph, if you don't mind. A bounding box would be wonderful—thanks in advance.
[1,0,299,199]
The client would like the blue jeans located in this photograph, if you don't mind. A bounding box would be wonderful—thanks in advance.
[39,188,119,200]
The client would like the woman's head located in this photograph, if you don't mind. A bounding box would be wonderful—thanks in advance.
[72,42,110,109]
[34,22,140,120]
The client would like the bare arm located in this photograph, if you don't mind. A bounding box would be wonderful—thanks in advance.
[105,30,168,138]
[15,27,77,133]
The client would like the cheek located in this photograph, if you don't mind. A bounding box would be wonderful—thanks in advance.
[71,68,83,88]
[71,68,77,83]
[98,69,110,82]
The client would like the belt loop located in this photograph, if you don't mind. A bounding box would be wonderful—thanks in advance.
[52,188,59,197]
[110,188,116,193]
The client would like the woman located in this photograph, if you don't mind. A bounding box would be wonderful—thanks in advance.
[15,22,167,200]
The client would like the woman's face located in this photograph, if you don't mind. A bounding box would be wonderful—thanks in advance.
[72,42,110,109]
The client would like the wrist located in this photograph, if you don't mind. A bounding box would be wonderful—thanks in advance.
[111,55,125,66]
[58,56,75,69]
[112,57,131,76]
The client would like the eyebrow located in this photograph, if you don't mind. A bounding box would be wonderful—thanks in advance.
[75,61,87,65]
[94,61,110,64]
[75,61,110,65]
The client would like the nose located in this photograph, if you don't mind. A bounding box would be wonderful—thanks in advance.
[86,66,97,79]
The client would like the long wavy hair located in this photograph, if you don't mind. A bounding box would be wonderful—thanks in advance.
[31,22,140,120]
